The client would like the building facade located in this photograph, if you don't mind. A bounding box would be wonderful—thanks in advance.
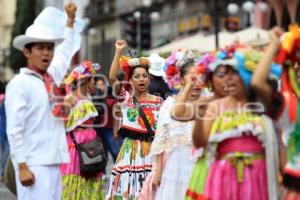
[85,0,213,75]
[84,0,299,75]
[0,0,16,80]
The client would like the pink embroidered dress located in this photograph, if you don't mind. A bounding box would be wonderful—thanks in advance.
[204,111,278,200]
[60,99,104,200]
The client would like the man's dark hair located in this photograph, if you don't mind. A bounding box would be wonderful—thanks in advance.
[24,42,55,52]
[24,43,37,51]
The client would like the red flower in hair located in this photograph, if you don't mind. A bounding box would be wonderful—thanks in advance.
[166,64,178,76]
[119,55,132,77]
[196,64,206,74]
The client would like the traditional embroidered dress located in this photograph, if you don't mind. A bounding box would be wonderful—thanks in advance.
[204,111,279,200]
[271,24,300,196]
[278,67,300,193]
[185,156,209,200]
[105,91,163,200]
[150,96,197,200]
[60,99,104,200]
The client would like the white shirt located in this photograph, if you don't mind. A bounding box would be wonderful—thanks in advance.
[5,27,75,168]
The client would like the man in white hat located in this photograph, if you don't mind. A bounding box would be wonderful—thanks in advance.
[148,53,171,99]
[5,2,77,199]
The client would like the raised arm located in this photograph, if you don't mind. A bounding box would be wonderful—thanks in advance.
[109,40,127,94]
[171,74,196,121]
[48,1,77,85]
[192,100,218,148]
[251,26,283,106]
[65,2,76,28]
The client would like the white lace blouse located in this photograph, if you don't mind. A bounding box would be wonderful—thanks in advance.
[150,96,194,156]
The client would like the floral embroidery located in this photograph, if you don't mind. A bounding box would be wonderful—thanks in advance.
[127,108,138,122]
[137,109,155,129]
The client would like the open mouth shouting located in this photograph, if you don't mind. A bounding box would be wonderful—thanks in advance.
[138,83,147,89]
[42,58,50,66]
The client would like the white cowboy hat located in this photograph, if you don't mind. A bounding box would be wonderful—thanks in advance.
[13,24,65,51]
[148,53,166,77]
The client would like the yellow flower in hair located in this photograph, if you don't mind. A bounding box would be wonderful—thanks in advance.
[139,57,150,67]
[282,24,300,53]
[244,51,263,71]
[119,55,130,68]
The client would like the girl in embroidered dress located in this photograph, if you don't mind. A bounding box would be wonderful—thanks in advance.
[172,47,244,200]
[190,47,280,199]
[148,49,211,200]
[60,61,104,200]
[105,40,163,200]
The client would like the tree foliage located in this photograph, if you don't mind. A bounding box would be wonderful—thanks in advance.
[9,0,43,72]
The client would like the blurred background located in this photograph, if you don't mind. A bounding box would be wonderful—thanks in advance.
[0,0,299,81]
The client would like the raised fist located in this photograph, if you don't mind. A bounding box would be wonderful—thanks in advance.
[115,40,127,51]
[65,1,77,19]
[270,26,283,46]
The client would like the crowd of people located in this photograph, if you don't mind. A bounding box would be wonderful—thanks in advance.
[1,1,300,200]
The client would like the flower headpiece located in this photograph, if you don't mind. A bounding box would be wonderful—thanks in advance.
[195,53,214,86]
[275,24,300,65]
[274,25,300,102]
[208,46,240,72]
[215,43,246,60]
[175,49,196,68]
[65,60,101,85]
[163,49,194,93]
[235,49,281,87]
[197,53,215,72]
[209,44,281,88]
[164,49,211,93]
[119,49,150,77]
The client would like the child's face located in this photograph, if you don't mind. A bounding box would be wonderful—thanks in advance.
[96,79,106,91]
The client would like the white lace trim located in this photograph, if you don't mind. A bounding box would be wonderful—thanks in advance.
[150,132,193,156]
[208,123,265,145]
[66,111,98,132]
[150,96,195,156]
[207,122,266,166]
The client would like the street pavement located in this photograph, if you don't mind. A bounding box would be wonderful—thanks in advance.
[0,154,113,199]
[0,147,16,200]
[0,181,16,200]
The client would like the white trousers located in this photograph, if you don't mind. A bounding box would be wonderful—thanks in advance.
[15,165,62,200]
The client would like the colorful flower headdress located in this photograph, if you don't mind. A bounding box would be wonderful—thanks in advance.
[163,49,210,93]
[209,44,281,87]
[119,50,150,77]
[65,60,101,85]
[163,49,192,92]
[195,53,214,85]
[275,24,300,65]
[275,24,300,101]
[235,50,282,87]
[208,45,239,72]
